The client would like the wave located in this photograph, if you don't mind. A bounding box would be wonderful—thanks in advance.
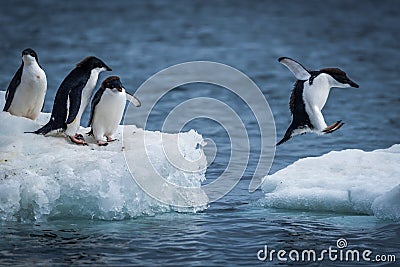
[0,92,208,221]
[261,145,400,221]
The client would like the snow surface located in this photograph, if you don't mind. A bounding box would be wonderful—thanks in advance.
[0,91,208,221]
[261,145,400,221]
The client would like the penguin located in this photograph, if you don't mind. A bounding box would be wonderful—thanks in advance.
[3,48,47,120]
[276,57,359,146]
[32,56,111,145]
[87,76,141,146]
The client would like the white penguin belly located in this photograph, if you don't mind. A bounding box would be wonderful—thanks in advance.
[303,74,331,110]
[9,64,47,120]
[303,74,331,131]
[65,69,101,136]
[92,91,126,141]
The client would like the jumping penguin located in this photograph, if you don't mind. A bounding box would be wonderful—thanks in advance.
[87,76,141,146]
[276,57,359,146]
[33,56,111,145]
[3,48,47,120]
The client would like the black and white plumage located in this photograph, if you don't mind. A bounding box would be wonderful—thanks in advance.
[87,76,141,146]
[3,48,47,120]
[33,56,111,145]
[277,57,359,146]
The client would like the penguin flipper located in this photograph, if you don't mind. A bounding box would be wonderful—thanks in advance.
[278,57,311,80]
[3,65,22,111]
[87,88,103,127]
[66,86,83,125]
[126,92,141,107]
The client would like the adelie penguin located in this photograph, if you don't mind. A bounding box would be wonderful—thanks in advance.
[87,76,141,146]
[276,57,359,146]
[32,56,111,145]
[3,48,47,120]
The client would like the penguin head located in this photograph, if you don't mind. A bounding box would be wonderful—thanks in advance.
[102,76,125,93]
[22,48,39,64]
[278,57,359,89]
[320,68,359,89]
[77,56,112,72]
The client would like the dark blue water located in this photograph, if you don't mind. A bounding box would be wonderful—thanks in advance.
[1,0,399,266]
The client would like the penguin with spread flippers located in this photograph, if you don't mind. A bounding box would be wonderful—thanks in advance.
[32,56,111,145]
[276,57,359,146]
[87,76,141,146]
[3,48,47,120]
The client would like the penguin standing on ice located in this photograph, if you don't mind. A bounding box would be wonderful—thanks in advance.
[33,56,111,145]
[276,57,359,146]
[3,48,47,120]
[87,76,141,146]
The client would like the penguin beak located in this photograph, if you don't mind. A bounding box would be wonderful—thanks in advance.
[105,64,112,71]
[348,79,359,88]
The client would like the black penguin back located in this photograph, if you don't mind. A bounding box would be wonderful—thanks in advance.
[277,80,313,145]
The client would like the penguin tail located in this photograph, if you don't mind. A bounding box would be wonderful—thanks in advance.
[276,134,292,146]
[277,119,315,146]
[33,122,54,135]
[26,120,64,135]
[276,125,294,146]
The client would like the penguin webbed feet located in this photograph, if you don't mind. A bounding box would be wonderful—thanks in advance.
[95,136,116,146]
[95,137,116,146]
[97,140,108,146]
[69,134,88,146]
[106,136,117,142]
[322,120,344,134]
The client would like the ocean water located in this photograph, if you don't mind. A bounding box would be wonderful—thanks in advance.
[0,0,399,266]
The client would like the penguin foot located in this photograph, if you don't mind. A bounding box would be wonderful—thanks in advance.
[97,140,108,146]
[106,137,117,142]
[323,121,344,134]
[69,134,88,146]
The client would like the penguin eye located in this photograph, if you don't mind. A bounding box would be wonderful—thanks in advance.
[30,52,35,57]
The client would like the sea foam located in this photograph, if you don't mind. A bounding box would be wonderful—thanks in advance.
[0,92,208,221]
[261,145,400,220]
